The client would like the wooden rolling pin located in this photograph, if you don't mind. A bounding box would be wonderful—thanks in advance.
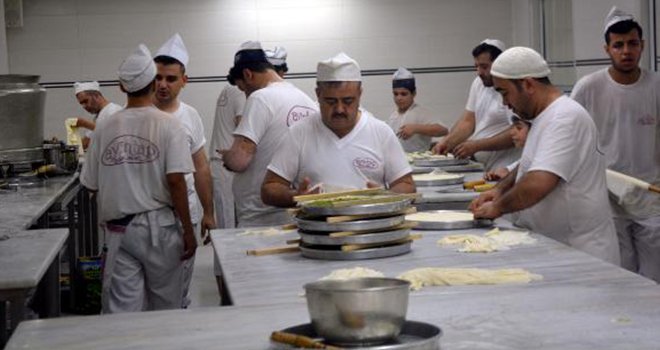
[246,245,300,256]
[341,233,422,252]
[270,331,343,350]
[329,221,419,238]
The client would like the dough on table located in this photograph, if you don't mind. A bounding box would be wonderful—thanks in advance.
[319,266,385,281]
[406,210,475,223]
[398,267,543,291]
[438,228,536,253]
[237,227,291,237]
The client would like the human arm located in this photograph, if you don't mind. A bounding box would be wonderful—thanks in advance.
[484,167,510,181]
[192,149,216,241]
[432,110,475,154]
[167,172,197,260]
[398,123,448,140]
[453,126,515,159]
[75,117,96,130]
[218,135,257,173]
[261,171,321,207]
[388,174,416,193]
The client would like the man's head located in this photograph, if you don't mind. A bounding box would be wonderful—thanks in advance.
[316,53,362,138]
[265,46,288,78]
[154,33,189,104]
[472,39,505,87]
[510,115,531,148]
[490,46,552,120]
[392,67,416,113]
[73,81,104,114]
[227,41,274,95]
[603,7,644,74]
[117,44,157,98]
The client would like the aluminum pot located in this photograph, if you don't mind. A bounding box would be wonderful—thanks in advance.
[304,277,410,345]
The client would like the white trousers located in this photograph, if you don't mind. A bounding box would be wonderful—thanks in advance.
[614,215,660,283]
[102,208,185,313]
[211,160,235,229]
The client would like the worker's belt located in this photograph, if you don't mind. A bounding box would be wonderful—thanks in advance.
[106,214,136,227]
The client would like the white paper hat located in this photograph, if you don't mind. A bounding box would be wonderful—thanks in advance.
[317,52,361,82]
[481,38,506,52]
[118,44,157,93]
[393,67,414,80]
[265,46,287,66]
[73,81,100,95]
[604,6,634,34]
[155,33,189,67]
[491,46,551,79]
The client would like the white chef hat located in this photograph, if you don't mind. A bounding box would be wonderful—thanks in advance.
[481,38,506,52]
[317,52,361,82]
[603,6,635,34]
[73,81,100,95]
[117,44,157,93]
[392,67,415,91]
[491,46,551,80]
[155,33,189,67]
[265,46,287,66]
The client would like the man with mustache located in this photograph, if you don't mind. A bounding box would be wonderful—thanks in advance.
[571,7,660,281]
[262,53,415,207]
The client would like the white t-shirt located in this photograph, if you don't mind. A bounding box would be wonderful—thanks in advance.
[86,102,122,138]
[571,68,660,219]
[387,103,438,152]
[269,109,412,190]
[172,102,206,224]
[511,96,619,264]
[210,85,245,161]
[465,77,520,170]
[80,106,194,222]
[233,81,317,226]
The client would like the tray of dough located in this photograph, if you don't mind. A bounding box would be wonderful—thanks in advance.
[412,155,469,167]
[406,210,493,230]
[412,172,464,187]
[300,241,412,260]
[300,197,413,216]
[295,215,406,233]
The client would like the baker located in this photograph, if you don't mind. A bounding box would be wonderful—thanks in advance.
[220,41,317,227]
[80,44,196,313]
[469,47,620,265]
[262,52,415,207]
[387,67,447,152]
[432,39,519,171]
[153,33,216,308]
[571,7,660,281]
[69,81,122,149]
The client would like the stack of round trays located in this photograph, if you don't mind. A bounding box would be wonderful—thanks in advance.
[296,197,415,260]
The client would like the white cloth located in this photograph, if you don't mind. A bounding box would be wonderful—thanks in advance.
[387,103,437,152]
[317,52,361,82]
[118,44,156,93]
[269,109,411,190]
[465,77,520,170]
[481,38,506,52]
[233,81,317,227]
[86,102,122,139]
[80,106,194,222]
[74,81,100,95]
[393,67,414,80]
[511,96,620,265]
[571,68,660,219]
[210,85,245,229]
[102,207,184,313]
[155,33,189,67]
[172,102,206,225]
[604,6,634,34]
[506,159,519,172]
[265,46,287,66]
[491,47,551,80]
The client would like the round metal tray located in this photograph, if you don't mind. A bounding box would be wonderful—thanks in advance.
[413,174,464,187]
[299,227,411,246]
[271,320,441,349]
[413,158,469,167]
[300,241,412,260]
[296,215,406,233]
[406,210,493,230]
[301,199,413,216]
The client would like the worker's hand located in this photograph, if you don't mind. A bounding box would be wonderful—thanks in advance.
[484,168,510,181]
[397,125,416,140]
[471,201,502,219]
[181,231,198,260]
[469,188,500,212]
[453,141,479,159]
[297,177,321,195]
[432,140,449,155]
[201,214,217,245]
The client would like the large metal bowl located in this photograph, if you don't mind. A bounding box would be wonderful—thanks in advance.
[303,277,410,346]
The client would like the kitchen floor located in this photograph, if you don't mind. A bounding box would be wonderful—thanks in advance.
[187,244,222,308]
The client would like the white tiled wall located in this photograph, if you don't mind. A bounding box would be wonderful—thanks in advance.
[7,0,519,147]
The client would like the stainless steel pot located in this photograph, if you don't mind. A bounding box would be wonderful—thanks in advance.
[0,75,46,165]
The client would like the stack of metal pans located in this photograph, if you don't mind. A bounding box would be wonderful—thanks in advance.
[295,194,417,260]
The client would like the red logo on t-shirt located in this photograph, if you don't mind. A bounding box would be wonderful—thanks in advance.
[286,105,315,126]
[353,157,379,170]
[101,135,160,166]
[638,114,657,126]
